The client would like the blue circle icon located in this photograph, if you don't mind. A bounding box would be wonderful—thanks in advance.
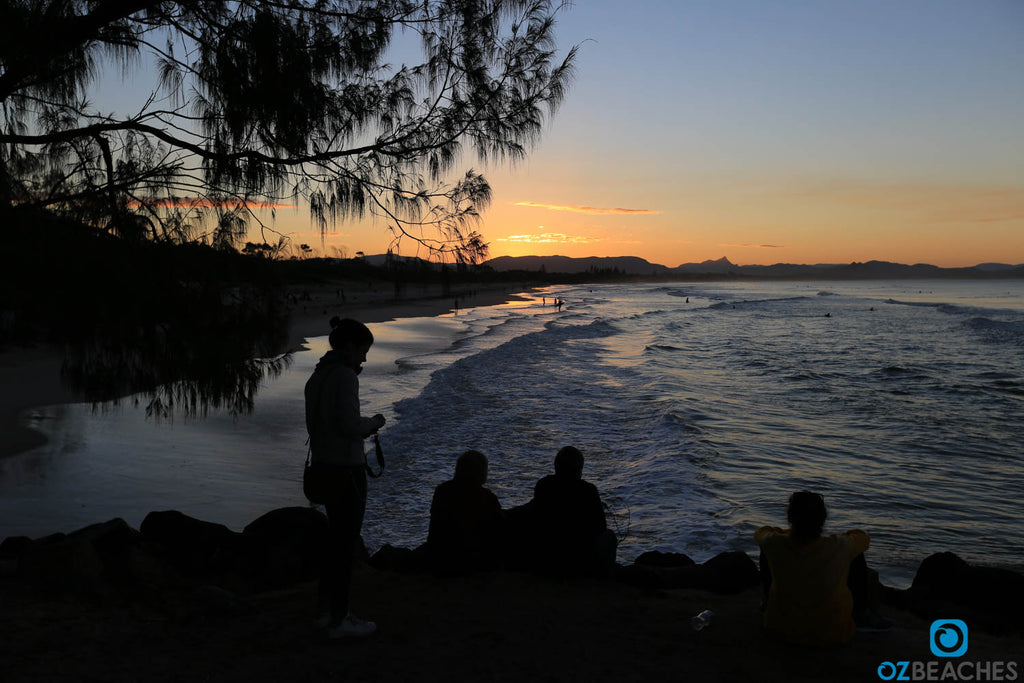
[929,619,968,658]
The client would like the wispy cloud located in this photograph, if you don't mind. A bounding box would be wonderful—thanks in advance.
[498,231,644,246]
[514,201,661,215]
[498,233,606,244]
[719,243,785,249]
[128,198,298,210]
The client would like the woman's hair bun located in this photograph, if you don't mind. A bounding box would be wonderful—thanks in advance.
[328,317,374,350]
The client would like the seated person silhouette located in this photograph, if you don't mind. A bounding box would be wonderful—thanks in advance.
[755,491,891,646]
[525,446,617,577]
[427,450,504,574]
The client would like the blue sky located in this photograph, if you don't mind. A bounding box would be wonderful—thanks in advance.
[91,0,1024,266]
[467,0,1024,266]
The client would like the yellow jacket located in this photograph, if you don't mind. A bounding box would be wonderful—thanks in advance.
[754,526,869,645]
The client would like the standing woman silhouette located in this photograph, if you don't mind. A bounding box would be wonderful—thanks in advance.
[304,317,386,638]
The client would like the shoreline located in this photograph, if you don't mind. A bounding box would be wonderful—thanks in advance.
[0,281,538,461]
[0,347,82,460]
[281,279,536,352]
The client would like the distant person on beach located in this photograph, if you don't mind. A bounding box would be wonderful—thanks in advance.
[515,446,617,577]
[427,449,504,574]
[304,316,386,639]
[754,491,891,646]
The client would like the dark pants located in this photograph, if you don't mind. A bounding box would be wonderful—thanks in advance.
[759,549,868,615]
[319,468,367,623]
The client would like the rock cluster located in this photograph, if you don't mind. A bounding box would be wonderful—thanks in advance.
[0,507,330,600]
[882,551,1024,635]
[610,550,759,593]
[2,508,1021,635]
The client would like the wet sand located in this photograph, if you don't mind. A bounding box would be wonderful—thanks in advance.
[0,280,534,460]
[0,348,80,459]
[282,279,533,351]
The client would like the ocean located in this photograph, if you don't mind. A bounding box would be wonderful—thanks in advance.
[3,279,1022,588]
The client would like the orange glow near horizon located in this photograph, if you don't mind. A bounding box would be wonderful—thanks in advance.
[513,202,662,216]
[269,174,1024,268]
[466,174,1024,268]
[264,149,1024,269]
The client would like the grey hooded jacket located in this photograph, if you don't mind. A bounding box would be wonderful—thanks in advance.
[304,351,378,467]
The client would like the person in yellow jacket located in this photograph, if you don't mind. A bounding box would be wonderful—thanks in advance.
[754,491,891,646]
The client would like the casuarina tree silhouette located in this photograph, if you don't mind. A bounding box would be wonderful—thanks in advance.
[0,0,576,262]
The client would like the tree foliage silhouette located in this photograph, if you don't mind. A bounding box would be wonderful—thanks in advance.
[0,0,576,262]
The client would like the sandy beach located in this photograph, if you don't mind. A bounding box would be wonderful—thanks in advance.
[2,279,1021,681]
[0,348,80,459]
[281,279,534,352]
[0,279,533,460]
[2,563,1020,683]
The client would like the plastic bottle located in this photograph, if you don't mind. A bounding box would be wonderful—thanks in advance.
[690,609,715,631]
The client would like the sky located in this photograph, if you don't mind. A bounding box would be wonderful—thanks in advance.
[107,0,1024,267]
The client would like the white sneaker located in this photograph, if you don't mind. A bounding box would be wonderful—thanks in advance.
[327,613,377,639]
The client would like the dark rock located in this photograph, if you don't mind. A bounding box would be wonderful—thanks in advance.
[370,543,429,573]
[124,543,180,589]
[69,517,139,550]
[140,511,287,594]
[695,551,759,593]
[243,506,330,588]
[16,534,105,595]
[132,508,352,594]
[140,510,240,576]
[141,510,233,546]
[68,518,141,585]
[884,552,1024,634]
[634,551,696,568]
[912,551,971,592]
[1,520,171,596]
[35,532,69,545]
[243,506,328,565]
[617,551,758,594]
[0,536,34,561]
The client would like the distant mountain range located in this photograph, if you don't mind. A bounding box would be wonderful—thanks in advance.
[481,255,1024,279]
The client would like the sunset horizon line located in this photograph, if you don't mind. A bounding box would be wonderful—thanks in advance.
[479,253,1024,269]
[357,249,1023,271]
